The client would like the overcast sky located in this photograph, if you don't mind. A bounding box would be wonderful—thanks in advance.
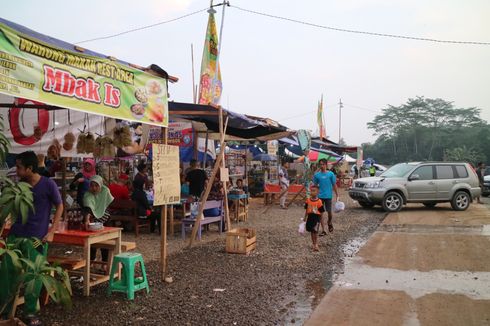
[2,0,489,145]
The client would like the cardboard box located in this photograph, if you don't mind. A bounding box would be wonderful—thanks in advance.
[226,228,256,254]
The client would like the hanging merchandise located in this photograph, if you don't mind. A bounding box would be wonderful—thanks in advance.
[113,125,132,148]
[94,136,115,158]
[76,133,86,154]
[63,132,76,151]
[33,125,43,141]
[102,137,115,157]
[47,139,61,160]
[76,113,89,154]
[84,132,95,154]
[62,111,76,151]
[47,111,62,159]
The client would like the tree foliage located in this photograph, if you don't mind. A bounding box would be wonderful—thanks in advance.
[364,97,488,165]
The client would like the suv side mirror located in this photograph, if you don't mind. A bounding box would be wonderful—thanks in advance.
[409,174,420,181]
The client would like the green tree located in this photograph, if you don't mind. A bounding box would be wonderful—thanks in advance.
[365,97,487,165]
[443,146,485,165]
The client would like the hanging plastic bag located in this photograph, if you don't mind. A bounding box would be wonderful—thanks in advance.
[334,201,345,213]
[298,221,306,235]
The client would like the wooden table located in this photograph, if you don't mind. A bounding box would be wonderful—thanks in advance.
[52,227,122,296]
[263,184,305,206]
[228,193,249,222]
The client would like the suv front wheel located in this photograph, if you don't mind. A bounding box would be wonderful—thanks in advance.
[451,191,470,211]
[382,192,403,212]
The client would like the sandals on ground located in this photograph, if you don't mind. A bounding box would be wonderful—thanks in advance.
[328,224,334,232]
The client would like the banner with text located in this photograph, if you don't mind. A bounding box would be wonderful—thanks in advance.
[0,21,168,127]
[152,144,180,205]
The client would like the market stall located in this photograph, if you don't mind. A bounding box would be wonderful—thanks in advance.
[0,17,176,286]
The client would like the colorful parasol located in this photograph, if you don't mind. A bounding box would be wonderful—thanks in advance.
[295,150,341,163]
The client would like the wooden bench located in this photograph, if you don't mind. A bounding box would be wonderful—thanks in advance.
[47,256,86,270]
[91,240,136,252]
[181,200,223,240]
[109,199,150,237]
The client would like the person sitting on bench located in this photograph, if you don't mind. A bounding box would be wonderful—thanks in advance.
[131,178,160,233]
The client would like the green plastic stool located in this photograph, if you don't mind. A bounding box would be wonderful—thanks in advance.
[107,252,149,300]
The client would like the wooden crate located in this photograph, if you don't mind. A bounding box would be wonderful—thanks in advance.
[226,228,256,254]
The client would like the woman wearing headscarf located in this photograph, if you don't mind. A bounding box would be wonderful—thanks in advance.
[70,158,96,207]
[83,175,114,266]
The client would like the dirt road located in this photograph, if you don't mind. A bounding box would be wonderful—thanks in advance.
[305,203,490,326]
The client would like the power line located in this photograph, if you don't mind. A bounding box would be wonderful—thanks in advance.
[231,5,490,46]
[73,3,490,46]
[342,103,379,113]
[279,110,316,122]
[279,102,337,121]
[75,7,210,44]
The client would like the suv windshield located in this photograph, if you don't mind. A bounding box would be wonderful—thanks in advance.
[380,163,414,178]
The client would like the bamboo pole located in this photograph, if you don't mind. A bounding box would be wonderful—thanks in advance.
[188,117,228,248]
[219,107,231,231]
[161,127,168,280]
[191,43,197,104]
[286,185,306,208]
[203,130,209,168]
[61,158,67,221]
[187,150,223,248]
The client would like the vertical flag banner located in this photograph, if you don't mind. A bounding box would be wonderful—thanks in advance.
[317,95,326,139]
[198,9,222,105]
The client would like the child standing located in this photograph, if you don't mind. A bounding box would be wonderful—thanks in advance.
[304,185,325,251]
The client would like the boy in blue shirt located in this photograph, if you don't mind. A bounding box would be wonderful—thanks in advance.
[313,159,339,235]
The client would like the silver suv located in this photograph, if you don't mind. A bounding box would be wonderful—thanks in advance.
[348,162,481,212]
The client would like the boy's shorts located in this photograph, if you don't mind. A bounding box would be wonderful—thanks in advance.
[320,198,332,213]
[306,214,321,233]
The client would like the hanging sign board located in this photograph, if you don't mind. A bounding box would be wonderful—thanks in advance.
[267,140,278,155]
[0,20,168,127]
[220,167,229,182]
[152,144,180,205]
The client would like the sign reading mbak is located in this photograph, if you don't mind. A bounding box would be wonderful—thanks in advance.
[0,20,168,127]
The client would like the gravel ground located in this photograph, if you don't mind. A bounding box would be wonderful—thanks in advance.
[40,190,386,325]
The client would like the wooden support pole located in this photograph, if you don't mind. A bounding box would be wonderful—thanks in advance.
[188,117,228,248]
[192,128,198,161]
[61,158,67,220]
[187,151,224,248]
[203,130,209,168]
[219,107,231,232]
[161,127,168,280]
[286,185,305,208]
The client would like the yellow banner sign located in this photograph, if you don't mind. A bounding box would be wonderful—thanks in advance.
[0,20,168,127]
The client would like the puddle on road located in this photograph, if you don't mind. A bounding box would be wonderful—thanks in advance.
[342,237,367,257]
[280,238,367,325]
